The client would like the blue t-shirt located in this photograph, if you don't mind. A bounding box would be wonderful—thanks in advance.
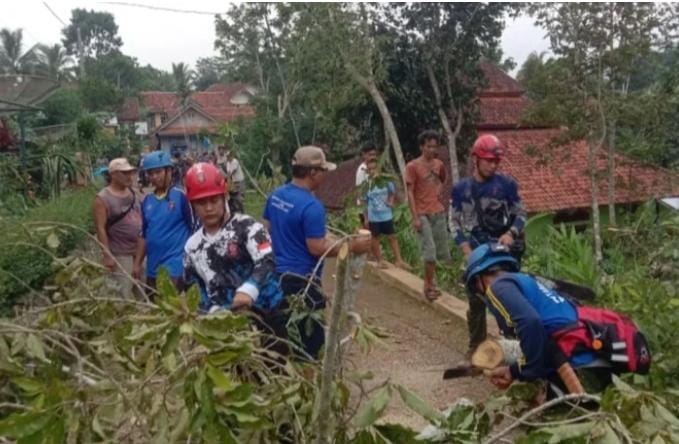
[483,273,592,382]
[141,187,193,278]
[263,183,326,277]
[366,181,395,223]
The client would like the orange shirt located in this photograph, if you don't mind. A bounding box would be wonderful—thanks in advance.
[405,157,446,215]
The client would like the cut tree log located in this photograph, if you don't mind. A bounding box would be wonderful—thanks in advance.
[471,339,505,370]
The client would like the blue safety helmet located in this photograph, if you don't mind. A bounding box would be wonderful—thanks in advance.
[93,166,109,177]
[142,151,173,171]
[464,243,519,285]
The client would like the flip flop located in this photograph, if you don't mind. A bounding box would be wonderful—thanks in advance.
[424,287,441,302]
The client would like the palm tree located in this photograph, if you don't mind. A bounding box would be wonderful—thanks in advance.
[171,62,194,103]
[0,28,38,74]
[36,44,75,81]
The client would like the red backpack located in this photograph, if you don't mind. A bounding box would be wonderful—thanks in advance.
[551,306,651,375]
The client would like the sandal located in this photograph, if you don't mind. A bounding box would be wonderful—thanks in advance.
[424,287,441,302]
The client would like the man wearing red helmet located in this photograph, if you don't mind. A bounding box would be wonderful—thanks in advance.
[450,133,527,355]
[182,162,287,352]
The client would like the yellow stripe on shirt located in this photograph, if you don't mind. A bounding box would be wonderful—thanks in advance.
[486,286,515,328]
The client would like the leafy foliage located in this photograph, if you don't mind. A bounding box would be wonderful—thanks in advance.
[523,202,679,391]
[0,28,38,75]
[61,8,123,58]
[0,261,422,442]
[39,90,82,126]
[0,187,96,313]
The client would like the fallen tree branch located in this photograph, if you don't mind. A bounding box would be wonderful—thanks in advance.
[483,393,602,444]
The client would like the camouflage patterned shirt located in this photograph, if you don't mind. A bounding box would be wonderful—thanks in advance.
[449,174,526,247]
[183,213,283,311]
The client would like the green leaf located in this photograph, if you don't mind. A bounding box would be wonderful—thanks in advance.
[155,268,178,300]
[20,416,65,444]
[395,385,445,424]
[355,386,392,428]
[531,422,595,443]
[124,321,171,342]
[186,284,200,312]
[206,365,234,392]
[161,327,180,357]
[12,377,44,394]
[594,422,622,444]
[45,233,60,250]
[91,414,106,440]
[218,406,262,424]
[26,334,48,363]
[207,346,251,366]
[0,411,53,439]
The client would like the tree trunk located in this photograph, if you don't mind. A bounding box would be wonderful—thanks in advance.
[588,138,603,266]
[607,120,617,226]
[340,232,369,343]
[314,242,350,444]
[426,63,461,184]
[345,63,407,188]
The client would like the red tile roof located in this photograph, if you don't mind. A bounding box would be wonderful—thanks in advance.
[120,83,255,124]
[140,91,178,113]
[479,61,524,98]
[205,82,249,95]
[315,157,362,210]
[437,128,679,212]
[477,96,535,130]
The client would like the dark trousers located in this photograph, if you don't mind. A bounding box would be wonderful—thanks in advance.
[252,303,291,359]
[467,291,488,351]
[280,275,326,361]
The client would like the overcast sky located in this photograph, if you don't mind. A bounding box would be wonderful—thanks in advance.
[3,1,550,75]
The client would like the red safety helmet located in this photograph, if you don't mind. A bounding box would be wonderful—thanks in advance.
[185,162,228,202]
[471,134,505,160]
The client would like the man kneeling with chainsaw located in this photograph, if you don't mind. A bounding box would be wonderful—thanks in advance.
[464,243,651,394]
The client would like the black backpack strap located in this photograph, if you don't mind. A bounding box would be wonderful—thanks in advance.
[106,188,136,230]
[469,179,486,230]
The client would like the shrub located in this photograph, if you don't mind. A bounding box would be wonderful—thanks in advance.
[0,186,96,313]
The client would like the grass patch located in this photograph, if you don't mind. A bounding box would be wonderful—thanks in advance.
[0,186,97,313]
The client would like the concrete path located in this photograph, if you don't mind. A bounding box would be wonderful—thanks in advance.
[323,261,495,430]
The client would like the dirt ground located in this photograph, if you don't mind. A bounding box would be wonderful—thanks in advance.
[323,263,494,431]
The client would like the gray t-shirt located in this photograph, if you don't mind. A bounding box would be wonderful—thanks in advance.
[97,187,143,256]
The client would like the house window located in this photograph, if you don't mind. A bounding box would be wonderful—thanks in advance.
[160,112,168,124]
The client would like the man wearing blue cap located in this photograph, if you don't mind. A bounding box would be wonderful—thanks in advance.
[132,151,193,291]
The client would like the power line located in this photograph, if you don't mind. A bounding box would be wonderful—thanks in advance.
[97,2,220,15]
[42,1,68,27]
